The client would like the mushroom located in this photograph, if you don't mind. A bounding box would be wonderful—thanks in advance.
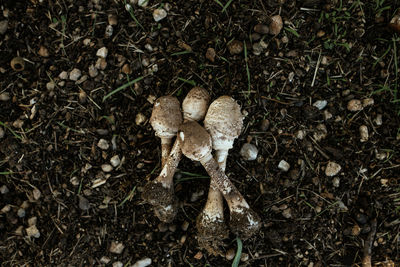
[196,96,244,255]
[142,87,210,222]
[178,120,261,239]
[150,96,182,168]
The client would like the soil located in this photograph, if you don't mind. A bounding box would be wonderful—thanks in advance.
[1,0,400,266]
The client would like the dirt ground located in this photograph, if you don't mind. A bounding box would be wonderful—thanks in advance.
[1,0,400,266]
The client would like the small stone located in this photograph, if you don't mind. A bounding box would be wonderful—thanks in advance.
[70,176,80,186]
[26,225,40,238]
[158,222,168,232]
[95,58,107,70]
[105,25,113,38]
[79,195,90,210]
[180,235,187,244]
[193,251,203,260]
[108,14,118,26]
[352,224,361,236]
[168,224,177,232]
[28,216,37,226]
[205,47,216,62]
[347,99,363,112]
[38,46,49,57]
[228,40,243,55]
[153,8,167,22]
[296,129,306,140]
[141,57,150,67]
[12,119,24,128]
[100,256,111,264]
[15,226,24,236]
[121,64,131,75]
[374,114,382,126]
[317,30,325,37]
[254,24,269,34]
[1,204,11,213]
[252,42,263,56]
[362,98,374,107]
[88,64,98,77]
[323,110,332,120]
[109,241,125,254]
[325,161,341,176]
[332,177,340,188]
[240,253,249,262]
[97,139,109,150]
[181,221,189,231]
[46,81,55,90]
[59,71,68,80]
[359,125,369,142]
[0,185,9,194]
[278,160,290,172]
[240,143,258,161]
[0,127,4,139]
[17,208,25,218]
[225,248,235,260]
[101,164,113,172]
[269,15,283,35]
[135,113,146,125]
[138,0,149,7]
[112,262,123,267]
[33,188,41,200]
[69,68,82,81]
[132,258,152,267]
[0,92,10,101]
[110,155,121,167]
[96,47,108,58]
[282,208,292,219]
[313,124,327,141]
[313,100,327,110]
[375,149,387,160]
[0,20,7,34]
[144,43,153,52]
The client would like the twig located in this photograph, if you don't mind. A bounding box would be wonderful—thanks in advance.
[362,218,377,267]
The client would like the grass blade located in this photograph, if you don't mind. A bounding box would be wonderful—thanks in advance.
[222,0,234,13]
[0,121,22,140]
[103,76,145,101]
[232,237,243,267]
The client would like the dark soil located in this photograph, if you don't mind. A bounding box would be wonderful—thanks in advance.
[1,0,400,266]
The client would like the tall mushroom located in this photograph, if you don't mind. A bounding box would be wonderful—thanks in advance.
[178,121,261,239]
[196,96,244,255]
[150,96,182,168]
[142,87,210,222]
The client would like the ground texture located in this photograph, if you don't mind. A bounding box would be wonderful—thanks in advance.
[1,0,400,266]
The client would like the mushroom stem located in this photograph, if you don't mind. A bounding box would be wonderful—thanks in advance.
[160,138,172,168]
[179,121,261,239]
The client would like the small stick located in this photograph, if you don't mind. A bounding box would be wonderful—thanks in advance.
[362,218,377,267]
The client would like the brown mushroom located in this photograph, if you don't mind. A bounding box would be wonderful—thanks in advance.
[178,121,261,239]
[196,96,244,255]
[142,87,210,222]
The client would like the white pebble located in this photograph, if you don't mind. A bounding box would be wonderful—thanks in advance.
[0,92,10,101]
[325,161,341,176]
[46,81,55,90]
[26,225,40,238]
[97,139,109,150]
[332,177,340,188]
[110,155,121,167]
[100,256,111,264]
[0,185,9,194]
[89,64,98,78]
[109,241,125,254]
[374,114,382,126]
[33,188,41,200]
[362,98,374,107]
[145,43,153,52]
[240,143,258,161]
[282,208,292,219]
[313,100,327,110]
[105,25,113,38]
[347,99,363,112]
[132,258,152,267]
[278,160,290,172]
[113,262,123,267]
[101,164,113,172]
[17,208,26,218]
[359,125,369,142]
[69,68,82,81]
[135,113,147,125]
[296,129,306,140]
[323,110,332,120]
[28,216,37,226]
[153,8,167,22]
[96,47,108,58]
[59,71,68,80]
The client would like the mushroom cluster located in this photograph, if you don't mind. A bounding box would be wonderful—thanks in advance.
[142,89,261,255]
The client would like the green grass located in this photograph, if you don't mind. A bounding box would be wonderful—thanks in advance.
[124,0,144,30]
[0,121,22,140]
[175,171,209,184]
[103,75,145,101]
[177,77,196,86]
[231,237,242,267]
[285,27,300,38]
[119,186,137,207]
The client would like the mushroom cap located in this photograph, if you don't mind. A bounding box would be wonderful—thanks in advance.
[182,87,210,121]
[150,96,182,139]
[204,96,244,150]
[178,121,212,161]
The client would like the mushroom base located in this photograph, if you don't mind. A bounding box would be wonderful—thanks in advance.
[229,209,261,240]
[142,180,175,206]
[196,212,229,256]
[153,200,178,223]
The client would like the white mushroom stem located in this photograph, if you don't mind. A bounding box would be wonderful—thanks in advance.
[160,138,172,168]
[179,121,261,238]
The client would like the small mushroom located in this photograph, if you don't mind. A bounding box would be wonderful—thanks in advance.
[150,96,182,168]
[196,96,243,255]
[179,121,261,239]
[142,87,210,222]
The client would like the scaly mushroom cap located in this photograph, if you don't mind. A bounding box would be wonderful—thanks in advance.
[204,96,243,151]
[182,87,211,121]
[178,121,212,161]
[150,96,182,139]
